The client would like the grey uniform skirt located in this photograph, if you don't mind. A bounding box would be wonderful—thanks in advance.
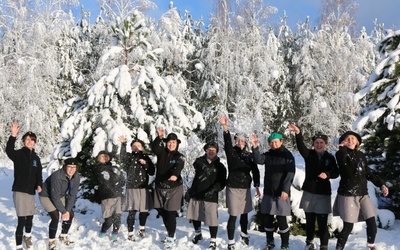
[300,191,332,214]
[260,195,291,216]
[186,199,218,226]
[123,188,153,212]
[13,192,35,216]
[39,196,65,213]
[333,194,378,223]
[154,185,183,211]
[102,197,122,218]
[226,187,253,216]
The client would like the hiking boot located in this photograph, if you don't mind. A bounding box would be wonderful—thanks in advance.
[192,234,203,244]
[23,235,33,249]
[138,229,145,238]
[264,240,275,250]
[241,234,249,245]
[110,232,118,241]
[59,235,74,246]
[49,239,57,250]
[228,243,235,250]
[209,241,217,250]
[305,240,315,250]
[128,233,135,241]
[164,237,176,249]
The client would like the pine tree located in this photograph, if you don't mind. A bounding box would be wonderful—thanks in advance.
[353,29,400,217]
[47,10,205,203]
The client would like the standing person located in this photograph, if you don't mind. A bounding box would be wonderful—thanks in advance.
[119,136,155,241]
[219,115,260,250]
[39,158,80,250]
[288,124,339,250]
[333,131,389,250]
[186,141,227,250]
[151,128,185,248]
[250,132,295,250]
[95,151,125,241]
[6,122,43,250]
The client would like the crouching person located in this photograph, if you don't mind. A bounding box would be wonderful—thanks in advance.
[39,158,80,250]
[95,151,125,241]
[186,142,227,250]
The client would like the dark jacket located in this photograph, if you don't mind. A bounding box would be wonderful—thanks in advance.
[120,143,155,189]
[252,146,295,197]
[6,136,43,195]
[336,146,385,196]
[223,131,260,189]
[295,133,339,195]
[40,168,80,214]
[188,155,227,203]
[95,161,125,200]
[151,136,185,189]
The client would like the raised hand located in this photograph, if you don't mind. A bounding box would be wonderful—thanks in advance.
[10,122,20,137]
[288,124,300,134]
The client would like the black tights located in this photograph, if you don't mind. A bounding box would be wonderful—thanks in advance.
[336,217,377,249]
[305,212,329,246]
[192,220,218,238]
[264,214,290,246]
[127,211,148,232]
[101,213,121,233]
[160,209,177,237]
[48,210,74,239]
[15,215,33,245]
[227,214,248,240]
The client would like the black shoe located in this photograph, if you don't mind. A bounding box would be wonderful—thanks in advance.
[228,243,235,250]
[209,241,217,249]
[241,235,249,245]
[192,234,203,244]
[264,240,275,250]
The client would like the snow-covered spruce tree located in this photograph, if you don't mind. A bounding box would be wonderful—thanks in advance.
[353,29,400,217]
[48,10,205,203]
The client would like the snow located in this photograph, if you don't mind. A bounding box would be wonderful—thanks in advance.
[0,153,398,250]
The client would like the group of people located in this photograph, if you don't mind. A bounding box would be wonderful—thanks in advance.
[6,116,389,250]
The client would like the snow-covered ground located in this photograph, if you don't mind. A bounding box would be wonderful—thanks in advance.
[0,153,398,250]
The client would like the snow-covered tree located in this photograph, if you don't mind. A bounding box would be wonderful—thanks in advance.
[353,29,400,216]
[47,10,205,202]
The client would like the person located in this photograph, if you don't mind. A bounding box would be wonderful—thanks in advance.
[119,136,155,241]
[6,122,43,250]
[219,115,260,250]
[39,158,80,250]
[250,132,295,250]
[95,151,125,241]
[186,141,227,250]
[333,131,389,250]
[288,124,339,250]
[151,128,185,248]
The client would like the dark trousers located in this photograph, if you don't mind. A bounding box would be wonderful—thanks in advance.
[305,212,329,246]
[101,213,121,233]
[127,210,148,232]
[160,209,177,237]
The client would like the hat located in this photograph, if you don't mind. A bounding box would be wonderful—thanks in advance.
[163,133,181,143]
[268,132,283,142]
[64,158,78,166]
[131,138,145,148]
[339,131,362,144]
[203,141,219,153]
[96,150,112,161]
[312,133,328,142]
[22,131,37,141]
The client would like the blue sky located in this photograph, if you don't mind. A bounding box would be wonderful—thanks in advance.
[80,0,400,33]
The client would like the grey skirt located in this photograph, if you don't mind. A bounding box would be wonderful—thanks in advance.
[102,197,122,218]
[39,196,65,213]
[226,187,253,216]
[186,199,218,226]
[154,185,183,211]
[260,195,291,216]
[123,188,153,212]
[333,194,378,223]
[300,191,332,214]
[13,192,35,216]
